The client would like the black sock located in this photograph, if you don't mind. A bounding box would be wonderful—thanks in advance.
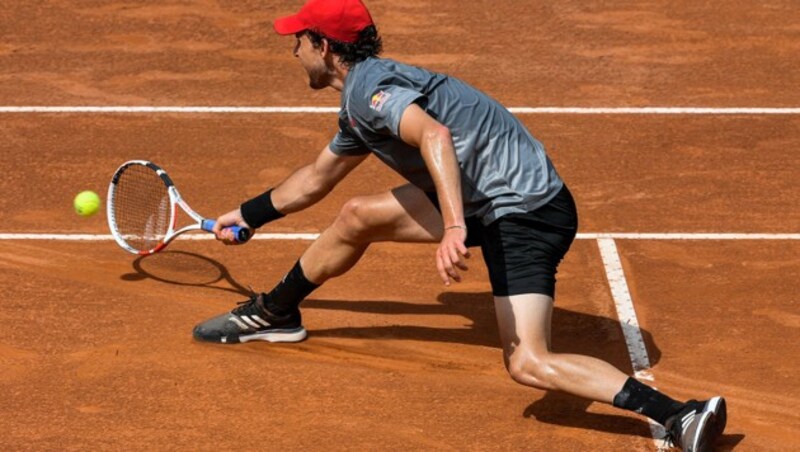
[263,260,319,316]
[612,377,685,426]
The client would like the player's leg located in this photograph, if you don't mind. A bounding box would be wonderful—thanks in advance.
[193,183,442,344]
[258,182,442,315]
[495,294,725,451]
[299,182,443,284]
[484,185,725,451]
[496,293,727,451]
[494,293,630,401]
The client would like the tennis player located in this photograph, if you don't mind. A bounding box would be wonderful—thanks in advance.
[194,0,726,450]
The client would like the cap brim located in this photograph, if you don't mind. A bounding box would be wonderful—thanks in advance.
[273,14,308,36]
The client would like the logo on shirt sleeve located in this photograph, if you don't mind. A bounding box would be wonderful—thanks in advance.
[370,90,392,112]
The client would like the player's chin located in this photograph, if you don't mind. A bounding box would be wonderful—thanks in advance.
[307,71,328,90]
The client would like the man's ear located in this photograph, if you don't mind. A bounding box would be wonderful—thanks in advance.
[319,37,330,57]
[320,38,336,65]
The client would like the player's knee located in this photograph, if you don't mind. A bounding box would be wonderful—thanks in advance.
[334,197,374,243]
[505,351,556,391]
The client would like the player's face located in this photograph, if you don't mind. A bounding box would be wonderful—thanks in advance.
[293,33,329,90]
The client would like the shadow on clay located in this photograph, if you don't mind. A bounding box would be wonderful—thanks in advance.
[120,250,252,296]
[306,292,661,372]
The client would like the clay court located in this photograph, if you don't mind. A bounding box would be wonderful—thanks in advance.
[1,1,798,450]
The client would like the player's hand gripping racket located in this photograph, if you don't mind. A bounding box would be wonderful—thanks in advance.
[107,160,250,255]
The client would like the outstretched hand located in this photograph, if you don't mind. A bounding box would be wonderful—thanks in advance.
[436,227,470,286]
[212,208,252,245]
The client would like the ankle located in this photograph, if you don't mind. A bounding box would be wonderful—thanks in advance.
[263,260,320,315]
[263,293,299,317]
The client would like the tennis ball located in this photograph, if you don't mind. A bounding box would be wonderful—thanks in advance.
[74,190,101,217]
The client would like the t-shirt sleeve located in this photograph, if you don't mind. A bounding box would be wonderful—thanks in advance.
[359,84,426,137]
[329,116,370,156]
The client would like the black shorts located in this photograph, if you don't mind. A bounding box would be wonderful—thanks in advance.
[426,185,578,297]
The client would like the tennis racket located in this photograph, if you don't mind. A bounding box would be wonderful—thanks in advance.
[107,160,250,255]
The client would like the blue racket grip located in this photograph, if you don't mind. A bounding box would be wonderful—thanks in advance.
[201,219,252,243]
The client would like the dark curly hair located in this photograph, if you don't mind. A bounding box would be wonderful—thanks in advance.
[305,25,383,68]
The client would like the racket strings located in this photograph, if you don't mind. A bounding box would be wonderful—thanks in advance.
[112,165,171,252]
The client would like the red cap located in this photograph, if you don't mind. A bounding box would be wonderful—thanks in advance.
[274,0,374,44]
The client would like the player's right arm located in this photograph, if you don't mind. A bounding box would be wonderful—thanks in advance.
[212,145,367,242]
[271,145,368,213]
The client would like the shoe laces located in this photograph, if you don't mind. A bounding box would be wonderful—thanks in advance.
[232,292,264,316]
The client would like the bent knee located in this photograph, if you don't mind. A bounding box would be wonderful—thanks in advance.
[505,352,557,391]
[334,197,376,243]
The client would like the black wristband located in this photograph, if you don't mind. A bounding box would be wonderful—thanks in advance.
[240,189,285,229]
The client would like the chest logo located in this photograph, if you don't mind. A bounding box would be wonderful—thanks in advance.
[370,90,391,112]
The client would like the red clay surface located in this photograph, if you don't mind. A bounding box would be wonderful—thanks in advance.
[1,1,798,450]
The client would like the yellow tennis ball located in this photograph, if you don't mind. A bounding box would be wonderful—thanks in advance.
[74,190,101,217]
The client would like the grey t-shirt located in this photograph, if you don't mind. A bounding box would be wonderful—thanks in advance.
[330,57,563,225]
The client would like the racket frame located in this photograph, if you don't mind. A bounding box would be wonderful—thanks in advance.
[107,160,242,255]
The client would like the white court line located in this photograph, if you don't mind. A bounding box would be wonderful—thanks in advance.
[1,106,800,114]
[578,232,800,240]
[0,233,321,241]
[597,238,666,450]
[596,238,654,379]
[0,232,798,241]
[0,106,341,114]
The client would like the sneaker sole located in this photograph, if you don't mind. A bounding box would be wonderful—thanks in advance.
[226,327,308,344]
[704,396,727,439]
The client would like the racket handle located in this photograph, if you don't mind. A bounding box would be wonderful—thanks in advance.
[201,220,252,243]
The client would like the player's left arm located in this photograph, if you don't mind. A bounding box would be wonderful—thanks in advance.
[398,103,470,285]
